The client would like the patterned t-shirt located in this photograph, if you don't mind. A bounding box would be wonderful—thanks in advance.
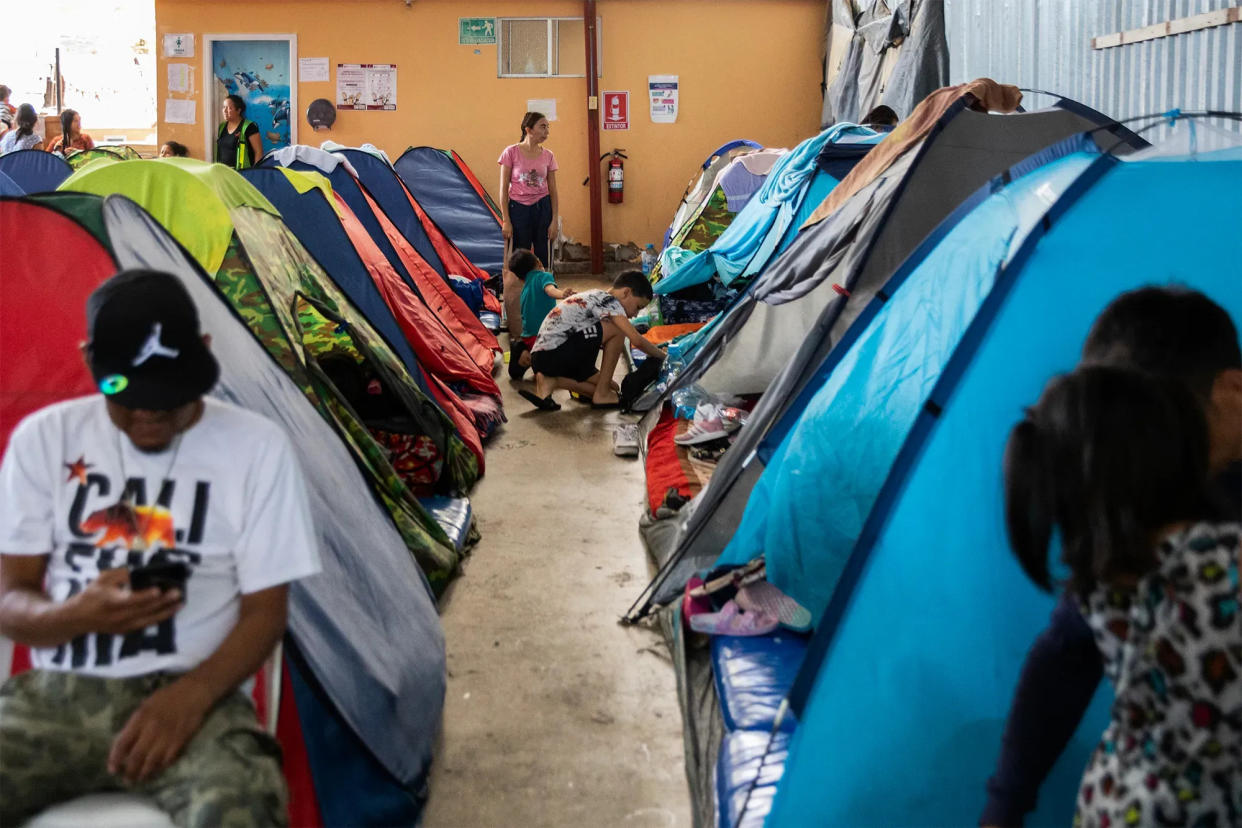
[498,144,557,206]
[1075,521,1242,827]
[532,290,625,353]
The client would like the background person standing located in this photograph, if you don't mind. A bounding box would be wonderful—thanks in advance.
[215,94,262,170]
[498,111,558,342]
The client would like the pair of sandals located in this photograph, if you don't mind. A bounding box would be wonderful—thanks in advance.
[519,389,623,412]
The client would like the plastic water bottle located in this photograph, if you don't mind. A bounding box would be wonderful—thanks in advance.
[671,386,697,420]
[665,340,683,372]
[641,244,658,276]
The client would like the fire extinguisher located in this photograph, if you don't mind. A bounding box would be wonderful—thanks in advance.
[606,149,626,203]
[585,150,629,203]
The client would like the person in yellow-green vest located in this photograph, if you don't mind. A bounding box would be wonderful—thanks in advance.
[215,94,263,170]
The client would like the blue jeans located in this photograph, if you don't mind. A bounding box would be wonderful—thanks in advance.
[509,196,552,268]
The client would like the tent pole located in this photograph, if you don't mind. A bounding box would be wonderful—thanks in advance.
[55,48,63,113]
[584,1,603,274]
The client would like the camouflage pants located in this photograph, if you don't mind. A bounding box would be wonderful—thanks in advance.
[0,670,287,827]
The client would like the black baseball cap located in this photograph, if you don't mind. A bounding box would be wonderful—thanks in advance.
[86,269,219,411]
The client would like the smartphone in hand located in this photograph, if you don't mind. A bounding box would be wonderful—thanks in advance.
[129,561,190,593]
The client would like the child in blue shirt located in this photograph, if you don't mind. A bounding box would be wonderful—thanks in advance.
[508,249,573,380]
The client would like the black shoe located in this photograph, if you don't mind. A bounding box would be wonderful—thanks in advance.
[508,341,528,380]
[519,389,561,411]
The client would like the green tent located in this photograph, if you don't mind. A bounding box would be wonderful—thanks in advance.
[64,145,143,170]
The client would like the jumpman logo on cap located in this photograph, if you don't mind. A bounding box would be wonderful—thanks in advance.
[132,322,181,366]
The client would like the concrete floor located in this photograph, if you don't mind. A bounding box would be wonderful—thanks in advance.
[423,276,691,828]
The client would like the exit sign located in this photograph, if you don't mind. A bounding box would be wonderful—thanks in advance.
[459,18,497,45]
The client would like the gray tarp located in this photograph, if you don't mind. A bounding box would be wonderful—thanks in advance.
[823,0,949,125]
[659,602,724,828]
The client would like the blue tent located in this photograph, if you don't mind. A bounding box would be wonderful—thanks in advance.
[654,125,881,296]
[766,147,1242,826]
[260,152,430,296]
[0,169,22,196]
[625,102,1145,624]
[239,167,431,396]
[718,140,1100,619]
[332,148,448,279]
[394,146,504,275]
[0,150,71,194]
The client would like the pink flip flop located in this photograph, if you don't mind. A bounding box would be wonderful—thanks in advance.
[736,581,813,633]
[687,600,779,637]
[682,576,715,626]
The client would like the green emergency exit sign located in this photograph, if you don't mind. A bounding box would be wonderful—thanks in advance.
[459,18,497,45]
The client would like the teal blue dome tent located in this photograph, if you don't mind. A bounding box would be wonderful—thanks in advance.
[748,125,1242,827]
[625,96,1146,626]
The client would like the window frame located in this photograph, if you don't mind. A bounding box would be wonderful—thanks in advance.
[496,16,602,79]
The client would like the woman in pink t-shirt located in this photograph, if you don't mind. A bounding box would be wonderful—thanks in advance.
[499,112,558,339]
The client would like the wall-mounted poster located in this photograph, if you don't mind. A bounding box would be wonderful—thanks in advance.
[337,64,397,111]
[602,91,628,130]
[203,35,297,160]
[648,74,679,123]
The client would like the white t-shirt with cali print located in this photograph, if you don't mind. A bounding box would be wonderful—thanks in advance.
[0,396,320,678]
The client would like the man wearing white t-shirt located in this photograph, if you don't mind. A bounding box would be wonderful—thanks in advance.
[0,269,321,826]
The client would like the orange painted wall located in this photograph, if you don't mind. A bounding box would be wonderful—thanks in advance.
[156,0,825,247]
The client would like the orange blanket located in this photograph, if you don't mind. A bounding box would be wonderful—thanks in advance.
[804,78,1023,228]
[643,322,707,345]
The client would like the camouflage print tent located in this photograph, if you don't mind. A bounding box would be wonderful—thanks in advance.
[650,140,766,284]
[58,159,473,592]
[64,145,143,170]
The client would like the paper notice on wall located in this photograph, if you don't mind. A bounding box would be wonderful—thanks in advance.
[163,34,194,58]
[166,63,192,94]
[338,64,397,110]
[299,57,329,83]
[527,98,557,122]
[165,98,196,125]
[648,75,679,123]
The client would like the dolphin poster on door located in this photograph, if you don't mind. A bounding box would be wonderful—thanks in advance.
[648,75,678,123]
[337,64,398,111]
[209,39,294,152]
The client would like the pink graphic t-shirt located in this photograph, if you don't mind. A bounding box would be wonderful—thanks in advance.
[498,144,558,206]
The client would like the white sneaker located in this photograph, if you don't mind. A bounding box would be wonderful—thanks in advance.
[674,415,726,445]
[613,423,639,457]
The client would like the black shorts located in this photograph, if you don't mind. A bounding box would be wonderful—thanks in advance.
[530,324,602,382]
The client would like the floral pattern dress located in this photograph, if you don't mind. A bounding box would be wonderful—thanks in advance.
[1076,522,1242,827]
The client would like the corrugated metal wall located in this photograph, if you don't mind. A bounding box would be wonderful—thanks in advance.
[944,0,1241,138]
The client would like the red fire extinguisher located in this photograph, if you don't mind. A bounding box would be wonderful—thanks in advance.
[607,149,626,204]
[583,149,629,203]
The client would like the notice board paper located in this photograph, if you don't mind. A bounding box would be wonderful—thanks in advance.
[299,57,329,83]
[165,99,196,125]
[167,64,192,94]
[527,98,557,122]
